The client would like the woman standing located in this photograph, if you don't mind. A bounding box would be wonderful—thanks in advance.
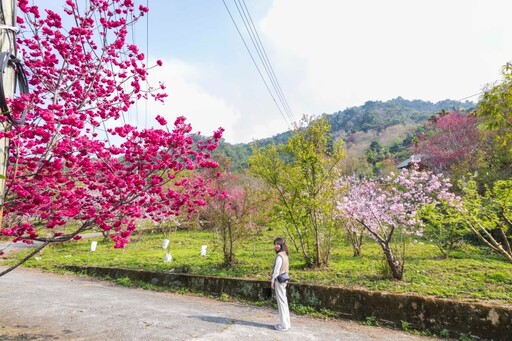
[271,237,290,331]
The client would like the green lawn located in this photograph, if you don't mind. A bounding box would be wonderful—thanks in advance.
[6,228,512,306]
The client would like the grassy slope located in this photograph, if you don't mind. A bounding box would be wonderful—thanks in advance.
[340,122,417,157]
[7,228,511,307]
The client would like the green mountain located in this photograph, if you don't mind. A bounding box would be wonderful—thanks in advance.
[214,97,476,171]
[327,97,474,134]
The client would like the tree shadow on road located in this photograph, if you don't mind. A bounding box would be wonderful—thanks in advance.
[0,324,71,341]
[189,315,274,330]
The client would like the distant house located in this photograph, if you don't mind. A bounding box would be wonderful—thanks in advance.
[397,154,422,169]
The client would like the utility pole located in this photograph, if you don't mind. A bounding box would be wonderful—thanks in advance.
[0,0,17,227]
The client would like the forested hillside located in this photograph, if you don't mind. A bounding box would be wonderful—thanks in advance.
[327,97,474,134]
[214,97,475,170]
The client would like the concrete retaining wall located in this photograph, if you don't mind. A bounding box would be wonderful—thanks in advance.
[64,266,511,340]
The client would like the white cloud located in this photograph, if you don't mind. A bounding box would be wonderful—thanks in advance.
[260,0,512,115]
[120,0,512,144]
[139,58,294,143]
[142,59,242,141]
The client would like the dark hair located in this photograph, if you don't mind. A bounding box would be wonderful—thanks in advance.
[274,237,289,255]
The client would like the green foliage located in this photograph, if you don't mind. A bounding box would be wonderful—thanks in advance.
[319,308,338,318]
[459,178,512,263]
[365,140,392,175]
[213,140,252,172]
[290,304,317,316]
[376,254,393,278]
[473,138,512,187]
[112,277,155,290]
[364,315,379,326]
[388,132,416,161]
[115,277,133,287]
[250,115,345,267]
[439,329,450,338]
[459,336,479,341]
[400,320,410,331]
[288,304,338,319]
[219,293,230,302]
[339,217,365,257]
[419,201,469,258]
[477,62,512,149]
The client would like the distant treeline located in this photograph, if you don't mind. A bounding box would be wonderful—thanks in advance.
[211,97,476,171]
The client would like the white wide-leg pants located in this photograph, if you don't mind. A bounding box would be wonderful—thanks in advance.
[275,281,290,329]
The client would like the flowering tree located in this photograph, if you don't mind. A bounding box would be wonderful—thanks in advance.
[201,171,262,267]
[336,164,457,280]
[0,1,223,276]
[413,111,481,175]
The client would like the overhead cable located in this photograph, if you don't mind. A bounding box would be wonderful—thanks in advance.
[237,0,295,124]
[222,0,294,129]
[457,92,483,102]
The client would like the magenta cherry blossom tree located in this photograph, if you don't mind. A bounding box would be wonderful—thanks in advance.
[0,0,223,276]
[336,164,457,280]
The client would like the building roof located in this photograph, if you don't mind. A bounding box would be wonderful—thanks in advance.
[397,154,422,169]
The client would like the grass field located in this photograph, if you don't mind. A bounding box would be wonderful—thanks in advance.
[5,227,512,306]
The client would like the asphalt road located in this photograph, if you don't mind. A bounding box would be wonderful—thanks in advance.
[0,267,440,341]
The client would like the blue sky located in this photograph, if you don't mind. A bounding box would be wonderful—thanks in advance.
[48,1,512,143]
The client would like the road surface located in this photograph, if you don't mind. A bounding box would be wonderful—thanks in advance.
[0,267,438,340]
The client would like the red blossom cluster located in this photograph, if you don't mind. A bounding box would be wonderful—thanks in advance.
[414,112,480,173]
[0,1,223,249]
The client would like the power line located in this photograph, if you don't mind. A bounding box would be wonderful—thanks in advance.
[237,0,295,124]
[233,0,295,125]
[457,91,483,102]
[222,0,294,128]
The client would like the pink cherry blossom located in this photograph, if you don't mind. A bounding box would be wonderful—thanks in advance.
[336,163,458,280]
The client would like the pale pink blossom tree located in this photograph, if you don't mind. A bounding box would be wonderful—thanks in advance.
[336,164,457,280]
[200,171,263,267]
[0,1,223,276]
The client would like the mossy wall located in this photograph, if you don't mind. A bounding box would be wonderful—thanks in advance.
[64,266,511,340]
